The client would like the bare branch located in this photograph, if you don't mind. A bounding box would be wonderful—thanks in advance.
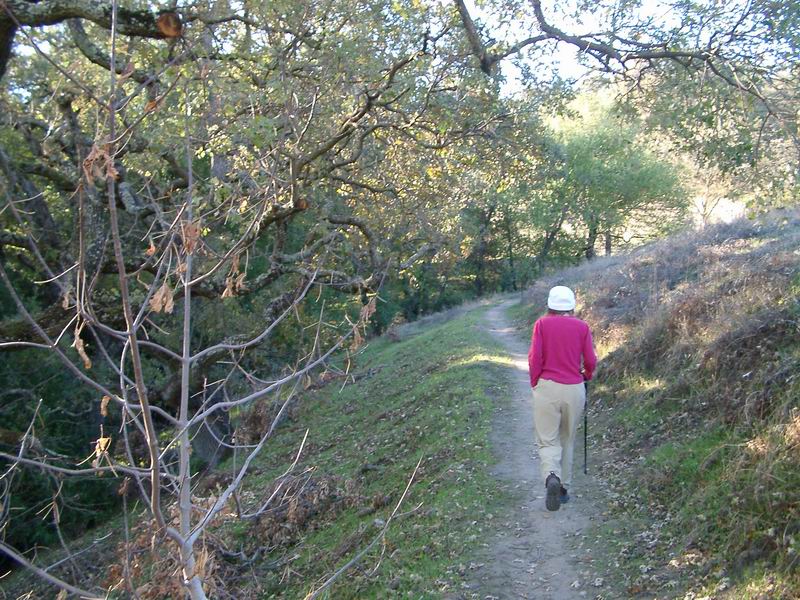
[5,0,173,37]
[67,19,152,84]
[0,540,104,600]
[327,214,382,271]
[187,332,348,428]
[453,0,547,74]
[0,451,156,479]
[190,276,315,363]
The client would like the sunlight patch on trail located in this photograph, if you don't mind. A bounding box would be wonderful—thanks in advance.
[452,353,528,372]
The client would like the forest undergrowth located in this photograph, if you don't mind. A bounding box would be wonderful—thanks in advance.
[511,210,800,599]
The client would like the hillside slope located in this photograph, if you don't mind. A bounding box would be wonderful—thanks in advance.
[6,214,798,599]
[512,212,800,598]
[6,303,519,599]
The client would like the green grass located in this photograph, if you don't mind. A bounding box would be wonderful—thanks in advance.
[586,355,799,598]
[642,426,737,505]
[707,563,800,599]
[585,360,799,594]
[212,306,511,599]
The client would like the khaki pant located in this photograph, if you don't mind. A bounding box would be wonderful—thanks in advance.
[532,379,585,488]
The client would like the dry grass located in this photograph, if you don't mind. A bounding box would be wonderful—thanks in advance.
[525,211,800,377]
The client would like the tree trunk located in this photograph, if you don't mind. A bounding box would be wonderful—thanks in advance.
[604,228,612,256]
[536,204,568,271]
[503,208,517,291]
[585,221,598,260]
[474,238,486,296]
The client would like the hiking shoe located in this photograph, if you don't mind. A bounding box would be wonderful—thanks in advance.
[545,472,561,511]
[560,486,570,504]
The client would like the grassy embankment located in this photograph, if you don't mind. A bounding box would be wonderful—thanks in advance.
[216,305,511,598]
[510,214,800,599]
[4,304,513,599]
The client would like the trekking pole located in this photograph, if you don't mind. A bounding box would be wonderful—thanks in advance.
[583,381,588,475]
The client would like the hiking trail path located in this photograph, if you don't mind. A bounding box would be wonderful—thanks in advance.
[469,298,608,600]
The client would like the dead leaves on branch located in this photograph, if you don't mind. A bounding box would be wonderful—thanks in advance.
[82,142,118,183]
[149,281,175,314]
[360,296,377,324]
[222,272,247,298]
[349,296,377,351]
[181,220,202,255]
[350,324,365,351]
[72,320,92,369]
[222,253,247,298]
[100,395,111,418]
[144,219,203,260]
[104,518,220,600]
[61,288,72,310]
[76,425,114,473]
[102,475,365,598]
[93,434,113,470]
[156,12,183,38]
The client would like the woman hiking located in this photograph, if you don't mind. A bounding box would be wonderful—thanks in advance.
[527,286,597,511]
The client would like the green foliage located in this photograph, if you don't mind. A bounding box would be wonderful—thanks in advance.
[624,59,799,210]
[546,92,689,254]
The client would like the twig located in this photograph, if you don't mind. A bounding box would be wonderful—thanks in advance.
[303,456,424,600]
[39,532,113,582]
[240,432,311,520]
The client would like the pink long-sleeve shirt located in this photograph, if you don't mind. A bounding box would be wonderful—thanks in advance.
[528,314,597,388]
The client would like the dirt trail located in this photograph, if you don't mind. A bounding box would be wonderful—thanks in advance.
[469,299,604,600]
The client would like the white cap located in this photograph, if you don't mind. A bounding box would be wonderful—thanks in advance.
[547,286,576,311]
